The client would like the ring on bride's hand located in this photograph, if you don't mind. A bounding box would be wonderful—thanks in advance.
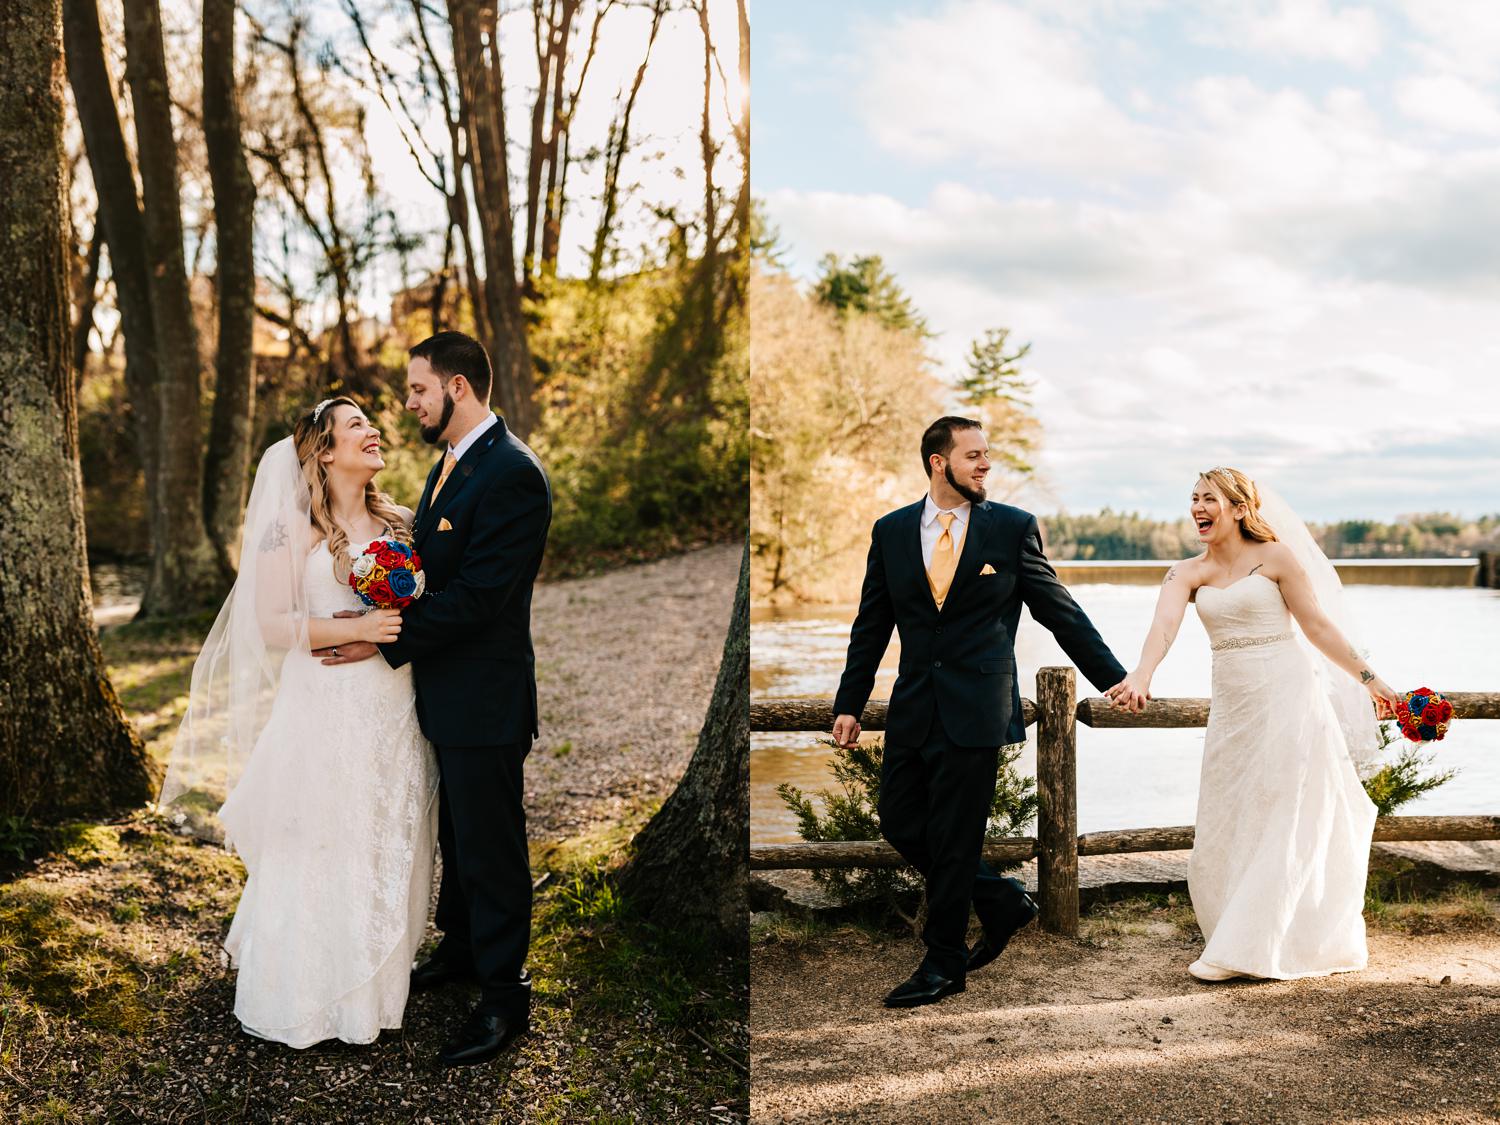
[332,647,339,657]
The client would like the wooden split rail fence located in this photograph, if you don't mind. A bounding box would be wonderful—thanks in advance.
[749,667,1500,938]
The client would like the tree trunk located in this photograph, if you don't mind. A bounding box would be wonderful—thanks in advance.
[536,0,579,284]
[71,221,103,381]
[447,0,536,436]
[0,0,156,821]
[121,0,230,615]
[62,0,162,540]
[588,0,663,285]
[618,542,749,944]
[521,0,555,296]
[201,0,257,572]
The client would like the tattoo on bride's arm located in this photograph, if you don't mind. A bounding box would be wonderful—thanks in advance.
[1360,669,1375,683]
[259,519,288,553]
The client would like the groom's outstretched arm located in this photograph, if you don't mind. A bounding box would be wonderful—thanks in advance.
[1017,515,1127,693]
[378,462,550,668]
[832,522,896,725]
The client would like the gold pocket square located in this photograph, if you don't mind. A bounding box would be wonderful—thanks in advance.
[979,563,997,575]
[438,517,453,532]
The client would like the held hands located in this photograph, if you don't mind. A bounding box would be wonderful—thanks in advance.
[832,714,862,748]
[1104,670,1152,713]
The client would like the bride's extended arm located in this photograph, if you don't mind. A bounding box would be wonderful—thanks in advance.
[306,609,400,649]
[1271,544,1399,712]
[1105,562,1194,710]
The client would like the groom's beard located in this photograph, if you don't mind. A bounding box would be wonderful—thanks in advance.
[945,463,986,505]
[419,390,455,445]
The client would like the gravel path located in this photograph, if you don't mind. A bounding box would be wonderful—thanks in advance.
[751,908,1500,1123]
[528,541,740,838]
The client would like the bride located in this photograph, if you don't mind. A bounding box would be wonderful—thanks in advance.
[159,396,438,1046]
[1106,467,1400,982]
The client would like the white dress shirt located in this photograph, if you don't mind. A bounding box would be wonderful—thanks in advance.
[447,411,498,462]
[920,495,971,569]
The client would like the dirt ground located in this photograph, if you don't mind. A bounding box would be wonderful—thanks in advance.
[492,541,738,838]
[750,897,1500,1124]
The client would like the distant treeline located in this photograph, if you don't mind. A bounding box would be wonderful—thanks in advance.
[1042,510,1500,561]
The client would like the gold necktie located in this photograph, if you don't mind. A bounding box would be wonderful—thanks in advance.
[430,450,458,503]
[928,511,961,609]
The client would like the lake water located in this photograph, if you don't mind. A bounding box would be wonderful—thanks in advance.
[751,582,1500,844]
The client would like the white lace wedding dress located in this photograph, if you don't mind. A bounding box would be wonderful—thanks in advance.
[217,540,438,1047]
[1189,574,1378,979]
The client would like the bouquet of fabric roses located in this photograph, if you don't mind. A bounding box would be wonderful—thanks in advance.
[349,537,426,609]
[1394,687,1453,744]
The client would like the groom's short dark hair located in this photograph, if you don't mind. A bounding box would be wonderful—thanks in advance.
[409,331,492,403]
[920,416,983,477]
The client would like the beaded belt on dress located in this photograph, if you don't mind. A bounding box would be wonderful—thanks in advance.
[1211,630,1293,652]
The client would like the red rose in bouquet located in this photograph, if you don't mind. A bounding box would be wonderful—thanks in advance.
[1395,688,1452,744]
[348,535,425,608]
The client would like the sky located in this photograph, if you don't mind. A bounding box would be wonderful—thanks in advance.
[754,0,1500,522]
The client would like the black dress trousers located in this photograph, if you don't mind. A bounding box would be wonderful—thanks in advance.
[877,719,1027,980]
[432,741,532,1017]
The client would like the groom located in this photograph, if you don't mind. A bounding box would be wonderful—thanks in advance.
[832,417,1126,1008]
[318,331,550,1064]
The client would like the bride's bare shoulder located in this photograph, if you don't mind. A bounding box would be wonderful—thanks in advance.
[1254,540,1300,577]
[1169,554,1209,600]
[1167,554,1208,582]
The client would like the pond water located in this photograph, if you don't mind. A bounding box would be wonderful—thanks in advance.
[752,582,1500,844]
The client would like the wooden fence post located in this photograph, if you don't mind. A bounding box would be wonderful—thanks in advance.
[1035,665,1079,937]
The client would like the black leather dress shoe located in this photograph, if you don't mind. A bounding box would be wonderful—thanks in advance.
[410,955,476,992]
[968,891,1040,973]
[883,968,964,1009]
[439,1008,529,1066]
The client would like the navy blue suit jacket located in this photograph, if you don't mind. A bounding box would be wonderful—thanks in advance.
[833,498,1126,748]
[379,414,551,747]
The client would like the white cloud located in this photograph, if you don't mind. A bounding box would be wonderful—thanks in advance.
[1395,74,1500,137]
[1396,0,1500,83]
[851,1,1166,174]
[1191,0,1384,67]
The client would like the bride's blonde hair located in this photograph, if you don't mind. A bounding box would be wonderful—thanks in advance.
[1198,467,1278,543]
[293,396,410,582]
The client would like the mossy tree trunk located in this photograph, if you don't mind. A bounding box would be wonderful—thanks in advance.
[618,542,749,945]
[121,0,231,615]
[201,0,257,571]
[0,0,157,821]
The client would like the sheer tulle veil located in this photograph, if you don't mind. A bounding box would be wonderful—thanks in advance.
[1255,483,1382,777]
[158,437,313,836]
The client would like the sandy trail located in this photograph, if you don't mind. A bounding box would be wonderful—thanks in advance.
[751,915,1500,1123]
[527,541,740,838]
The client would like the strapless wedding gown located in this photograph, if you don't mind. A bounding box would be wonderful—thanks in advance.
[1189,574,1377,979]
[218,541,438,1046]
